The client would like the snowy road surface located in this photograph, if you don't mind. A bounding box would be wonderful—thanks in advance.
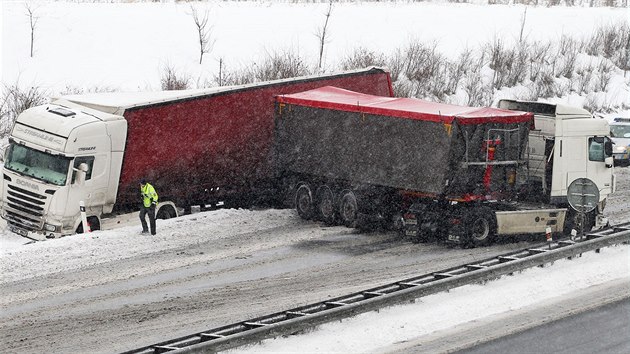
[0,167,628,353]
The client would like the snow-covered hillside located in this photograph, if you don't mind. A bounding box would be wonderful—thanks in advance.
[2,1,629,116]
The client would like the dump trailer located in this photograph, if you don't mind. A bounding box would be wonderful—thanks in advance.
[1,68,393,239]
[275,86,575,246]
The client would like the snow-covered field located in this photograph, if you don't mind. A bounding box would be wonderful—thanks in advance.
[1,1,630,352]
[2,2,629,110]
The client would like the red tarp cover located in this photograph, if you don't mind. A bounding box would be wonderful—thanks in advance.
[277,86,533,125]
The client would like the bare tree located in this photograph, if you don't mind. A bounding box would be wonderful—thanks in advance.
[518,7,527,43]
[191,6,214,65]
[316,0,334,69]
[25,3,39,58]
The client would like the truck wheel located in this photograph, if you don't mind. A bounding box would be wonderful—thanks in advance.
[564,209,595,235]
[156,206,175,220]
[339,190,358,228]
[464,207,496,247]
[316,185,336,225]
[295,183,315,220]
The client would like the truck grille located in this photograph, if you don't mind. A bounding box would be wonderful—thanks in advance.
[4,184,47,231]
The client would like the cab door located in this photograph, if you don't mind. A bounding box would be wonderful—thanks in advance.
[585,136,614,201]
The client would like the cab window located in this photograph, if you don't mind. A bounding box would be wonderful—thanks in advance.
[72,156,95,182]
[588,137,605,161]
[588,137,612,162]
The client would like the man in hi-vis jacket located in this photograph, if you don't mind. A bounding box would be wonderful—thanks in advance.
[139,179,158,235]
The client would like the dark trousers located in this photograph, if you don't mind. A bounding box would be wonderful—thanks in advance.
[139,205,156,235]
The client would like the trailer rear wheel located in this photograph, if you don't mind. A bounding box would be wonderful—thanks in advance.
[316,185,336,224]
[295,183,315,220]
[339,190,358,227]
[465,207,496,247]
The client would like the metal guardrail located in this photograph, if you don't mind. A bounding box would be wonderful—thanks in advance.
[123,222,630,354]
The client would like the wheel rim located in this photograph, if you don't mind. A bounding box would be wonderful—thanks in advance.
[296,185,313,218]
[340,193,357,225]
[318,187,334,221]
[471,218,490,241]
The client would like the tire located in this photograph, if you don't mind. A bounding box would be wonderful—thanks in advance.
[464,207,496,247]
[338,190,358,228]
[295,183,315,220]
[564,208,595,235]
[316,185,336,225]
[156,206,175,220]
[76,216,100,233]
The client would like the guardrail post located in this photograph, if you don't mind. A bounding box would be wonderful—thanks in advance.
[80,201,90,233]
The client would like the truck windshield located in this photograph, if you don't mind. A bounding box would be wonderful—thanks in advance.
[610,125,630,138]
[4,144,71,186]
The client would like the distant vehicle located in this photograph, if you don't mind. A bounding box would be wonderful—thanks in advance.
[610,117,630,167]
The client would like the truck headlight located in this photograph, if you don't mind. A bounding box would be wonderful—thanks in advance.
[614,145,627,153]
[44,223,58,232]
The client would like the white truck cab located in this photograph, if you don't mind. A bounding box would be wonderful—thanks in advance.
[498,100,614,229]
[1,100,127,239]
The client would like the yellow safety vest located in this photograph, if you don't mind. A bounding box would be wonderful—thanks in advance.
[141,183,158,208]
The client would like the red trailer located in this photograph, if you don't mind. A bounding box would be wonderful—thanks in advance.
[68,68,393,213]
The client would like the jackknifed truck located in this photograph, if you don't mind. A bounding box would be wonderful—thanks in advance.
[0,68,393,239]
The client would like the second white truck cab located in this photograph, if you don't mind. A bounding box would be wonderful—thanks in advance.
[498,99,615,230]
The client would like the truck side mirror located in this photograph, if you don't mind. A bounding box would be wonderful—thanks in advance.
[73,163,89,185]
[604,140,613,156]
[605,156,614,168]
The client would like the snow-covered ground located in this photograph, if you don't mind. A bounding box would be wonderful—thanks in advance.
[1,205,628,353]
[230,245,629,353]
[1,1,629,352]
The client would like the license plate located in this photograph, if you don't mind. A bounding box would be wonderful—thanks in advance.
[405,230,417,236]
[9,225,28,237]
[404,219,418,225]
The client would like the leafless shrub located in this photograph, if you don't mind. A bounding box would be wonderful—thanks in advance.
[252,50,310,81]
[339,47,387,71]
[392,80,414,98]
[595,60,614,92]
[556,38,579,79]
[219,50,311,86]
[530,68,558,98]
[445,49,474,95]
[583,22,627,60]
[403,41,448,99]
[160,64,190,90]
[486,38,517,89]
[385,48,406,82]
[463,57,492,107]
[529,41,552,82]
[611,22,630,77]
[575,62,596,94]
[0,84,48,138]
[582,94,601,113]
[214,66,256,87]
